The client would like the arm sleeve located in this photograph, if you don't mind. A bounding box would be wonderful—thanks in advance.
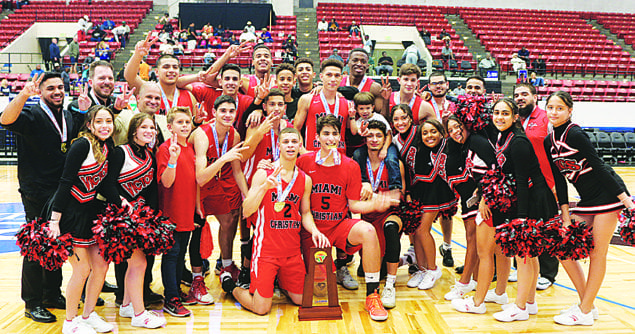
[100,145,123,206]
[544,137,569,206]
[51,138,90,213]
[0,106,35,134]
[570,129,625,197]
[509,139,533,217]
[145,156,159,210]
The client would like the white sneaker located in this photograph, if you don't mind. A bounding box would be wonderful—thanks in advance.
[63,316,97,334]
[508,270,517,282]
[452,296,486,314]
[400,246,416,266]
[553,305,594,326]
[469,279,478,291]
[418,267,442,290]
[131,310,167,329]
[119,303,134,318]
[380,285,396,309]
[484,289,508,304]
[82,312,113,333]
[503,301,538,315]
[444,281,473,300]
[559,303,599,320]
[536,277,553,290]
[407,270,426,288]
[336,267,359,290]
[493,303,529,322]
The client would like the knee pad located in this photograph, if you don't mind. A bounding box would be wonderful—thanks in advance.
[383,221,401,263]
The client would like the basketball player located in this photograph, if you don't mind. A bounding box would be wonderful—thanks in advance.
[340,48,385,114]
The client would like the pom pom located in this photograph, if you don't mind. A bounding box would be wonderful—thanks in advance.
[451,95,492,132]
[540,216,564,256]
[481,169,517,213]
[398,200,424,235]
[495,218,545,258]
[439,204,458,221]
[15,218,73,270]
[554,220,594,261]
[618,208,635,246]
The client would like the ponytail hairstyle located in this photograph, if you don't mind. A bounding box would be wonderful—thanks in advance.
[75,105,114,164]
[493,97,524,131]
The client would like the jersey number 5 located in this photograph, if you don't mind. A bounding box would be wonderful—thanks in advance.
[320,196,330,210]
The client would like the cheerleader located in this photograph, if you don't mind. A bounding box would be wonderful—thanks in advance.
[48,105,123,334]
[545,91,635,326]
[407,119,457,290]
[110,113,166,328]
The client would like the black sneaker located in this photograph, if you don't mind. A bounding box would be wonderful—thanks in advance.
[214,258,222,275]
[181,268,193,286]
[144,291,164,305]
[455,265,464,274]
[202,259,210,277]
[163,297,191,317]
[237,266,250,289]
[439,245,454,267]
[408,264,418,275]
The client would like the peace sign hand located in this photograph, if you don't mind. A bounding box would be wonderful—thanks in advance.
[193,103,208,124]
[168,133,181,161]
[78,84,92,112]
[20,73,43,97]
[225,41,251,59]
[255,73,272,101]
[135,33,159,57]
[380,76,392,101]
[114,86,136,110]
[359,120,370,137]
[264,165,282,190]
[416,83,431,101]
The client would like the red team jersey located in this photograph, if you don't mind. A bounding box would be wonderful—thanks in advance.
[245,74,276,98]
[158,88,195,115]
[243,130,278,186]
[388,92,423,117]
[361,162,392,223]
[199,123,238,192]
[305,94,349,153]
[190,84,254,127]
[340,75,374,92]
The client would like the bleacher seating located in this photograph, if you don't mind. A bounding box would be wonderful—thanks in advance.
[0,1,153,49]
[148,16,296,69]
[537,79,635,102]
[316,3,475,69]
[594,13,635,50]
[459,7,634,77]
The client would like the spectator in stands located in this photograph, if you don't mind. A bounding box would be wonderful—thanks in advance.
[420,27,431,45]
[177,29,188,43]
[112,21,130,48]
[375,51,393,76]
[68,36,79,75]
[0,79,11,96]
[159,40,173,55]
[222,29,233,42]
[318,17,328,32]
[529,71,545,86]
[78,15,92,34]
[244,21,256,34]
[439,28,451,40]
[101,19,115,31]
[402,43,421,65]
[91,24,106,42]
[452,83,466,96]
[239,28,257,43]
[158,13,169,25]
[83,50,95,67]
[349,20,361,37]
[518,46,530,66]
[96,41,111,61]
[363,34,373,53]
[260,27,274,43]
[186,23,198,50]
[441,40,454,63]
[478,53,496,77]
[171,40,184,55]
[207,34,221,49]
[228,35,240,46]
[328,48,344,63]
[532,53,546,76]
[283,34,298,53]
[328,18,339,31]
[511,53,527,73]
[139,57,150,81]
[49,38,61,69]
[61,67,70,92]
[517,70,529,84]
[202,23,214,39]
[30,64,44,79]
[215,24,225,37]
[204,50,216,65]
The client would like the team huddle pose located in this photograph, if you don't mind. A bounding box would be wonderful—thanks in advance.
[1,37,633,334]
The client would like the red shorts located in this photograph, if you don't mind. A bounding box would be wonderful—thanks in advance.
[250,254,305,298]
[301,218,364,265]
[201,182,242,216]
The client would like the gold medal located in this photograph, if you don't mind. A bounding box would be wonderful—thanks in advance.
[61,142,67,153]
[274,201,285,212]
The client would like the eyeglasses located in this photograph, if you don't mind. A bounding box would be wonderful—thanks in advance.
[429,81,446,86]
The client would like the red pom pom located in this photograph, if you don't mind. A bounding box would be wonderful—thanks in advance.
[481,169,517,213]
[618,208,635,246]
[540,216,564,256]
[495,218,548,258]
[554,220,594,260]
[452,95,492,133]
[16,218,73,270]
[398,200,424,235]
[439,204,458,221]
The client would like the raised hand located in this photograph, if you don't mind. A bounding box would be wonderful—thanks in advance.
[264,165,282,190]
[78,84,92,112]
[198,67,219,84]
[255,73,272,101]
[245,109,264,128]
[256,158,274,171]
[168,133,181,161]
[416,83,432,101]
[20,73,43,97]
[221,142,249,163]
[359,120,369,137]
[135,33,159,57]
[380,76,392,100]
[193,103,208,124]
[225,41,251,59]
[257,111,277,135]
[114,86,136,110]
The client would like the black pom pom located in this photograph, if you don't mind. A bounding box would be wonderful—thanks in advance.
[16,218,74,270]
[554,220,594,261]
[481,169,517,213]
[398,200,424,235]
[618,208,635,246]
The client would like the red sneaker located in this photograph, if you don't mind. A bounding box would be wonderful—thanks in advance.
[179,289,197,305]
[219,262,241,281]
[163,297,191,317]
[366,291,388,321]
[189,276,214,305]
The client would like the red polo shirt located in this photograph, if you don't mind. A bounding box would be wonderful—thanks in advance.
[522,106,555,189]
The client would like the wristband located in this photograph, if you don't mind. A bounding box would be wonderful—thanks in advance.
[167,163,177,169]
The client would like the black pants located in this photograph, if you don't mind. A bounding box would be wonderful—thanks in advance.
[20,191,63,308]
[114,255,155,300]
[513,253,559,283]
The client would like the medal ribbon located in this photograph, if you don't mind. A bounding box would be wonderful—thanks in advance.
[276,167,298,204]
[40,99,67,143]
[270,129,279,161]
[315,148,341,166]
[159,86,179,114]
[319,91,339,117]
[393,92,415,109]
[366,158,385,192]
[211,123,228,158]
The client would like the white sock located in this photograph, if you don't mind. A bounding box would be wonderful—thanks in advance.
[222,259,233,268]
[365,272,380,283]
[442,242,451,250]
[385,274,397,287]
[192,272,203,278]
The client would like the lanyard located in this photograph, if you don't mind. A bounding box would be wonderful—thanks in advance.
[430,98,447,120]
[40,99,67,143]
[346,75,367,90]
[319,92,339,117]
[211,124,228,158]
[522,107,536,130]
[276,167,298,204]
[315,148,340,166]
[160,86,179,113]
[393,92,415,109]
[366,158,385,192]
[270,129,279,161]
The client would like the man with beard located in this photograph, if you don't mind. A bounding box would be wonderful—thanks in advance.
[340,48,385,114]
[125,34,197,116]
[68,60,132,116]
[0,73,77,323]
[512,83,558,290]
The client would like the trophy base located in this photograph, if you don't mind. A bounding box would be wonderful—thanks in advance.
[298,305,343,321]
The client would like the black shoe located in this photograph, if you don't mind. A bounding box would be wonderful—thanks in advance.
[80,294,104,306]
[408,264,418,275]
[202,259,211,277]
[42,295,66,309]
[25,306,56,323]
[356,263,364,277]
[214,257,222,275]
[455,265,464,274]
[101,281,118,293]
[181,268,193,286]
[144,291,164,305]
[237,266,250,289]
[492,274,497,282]
[439,245,454,267]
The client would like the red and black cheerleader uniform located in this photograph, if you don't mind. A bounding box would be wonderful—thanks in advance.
[411,138,458,212]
